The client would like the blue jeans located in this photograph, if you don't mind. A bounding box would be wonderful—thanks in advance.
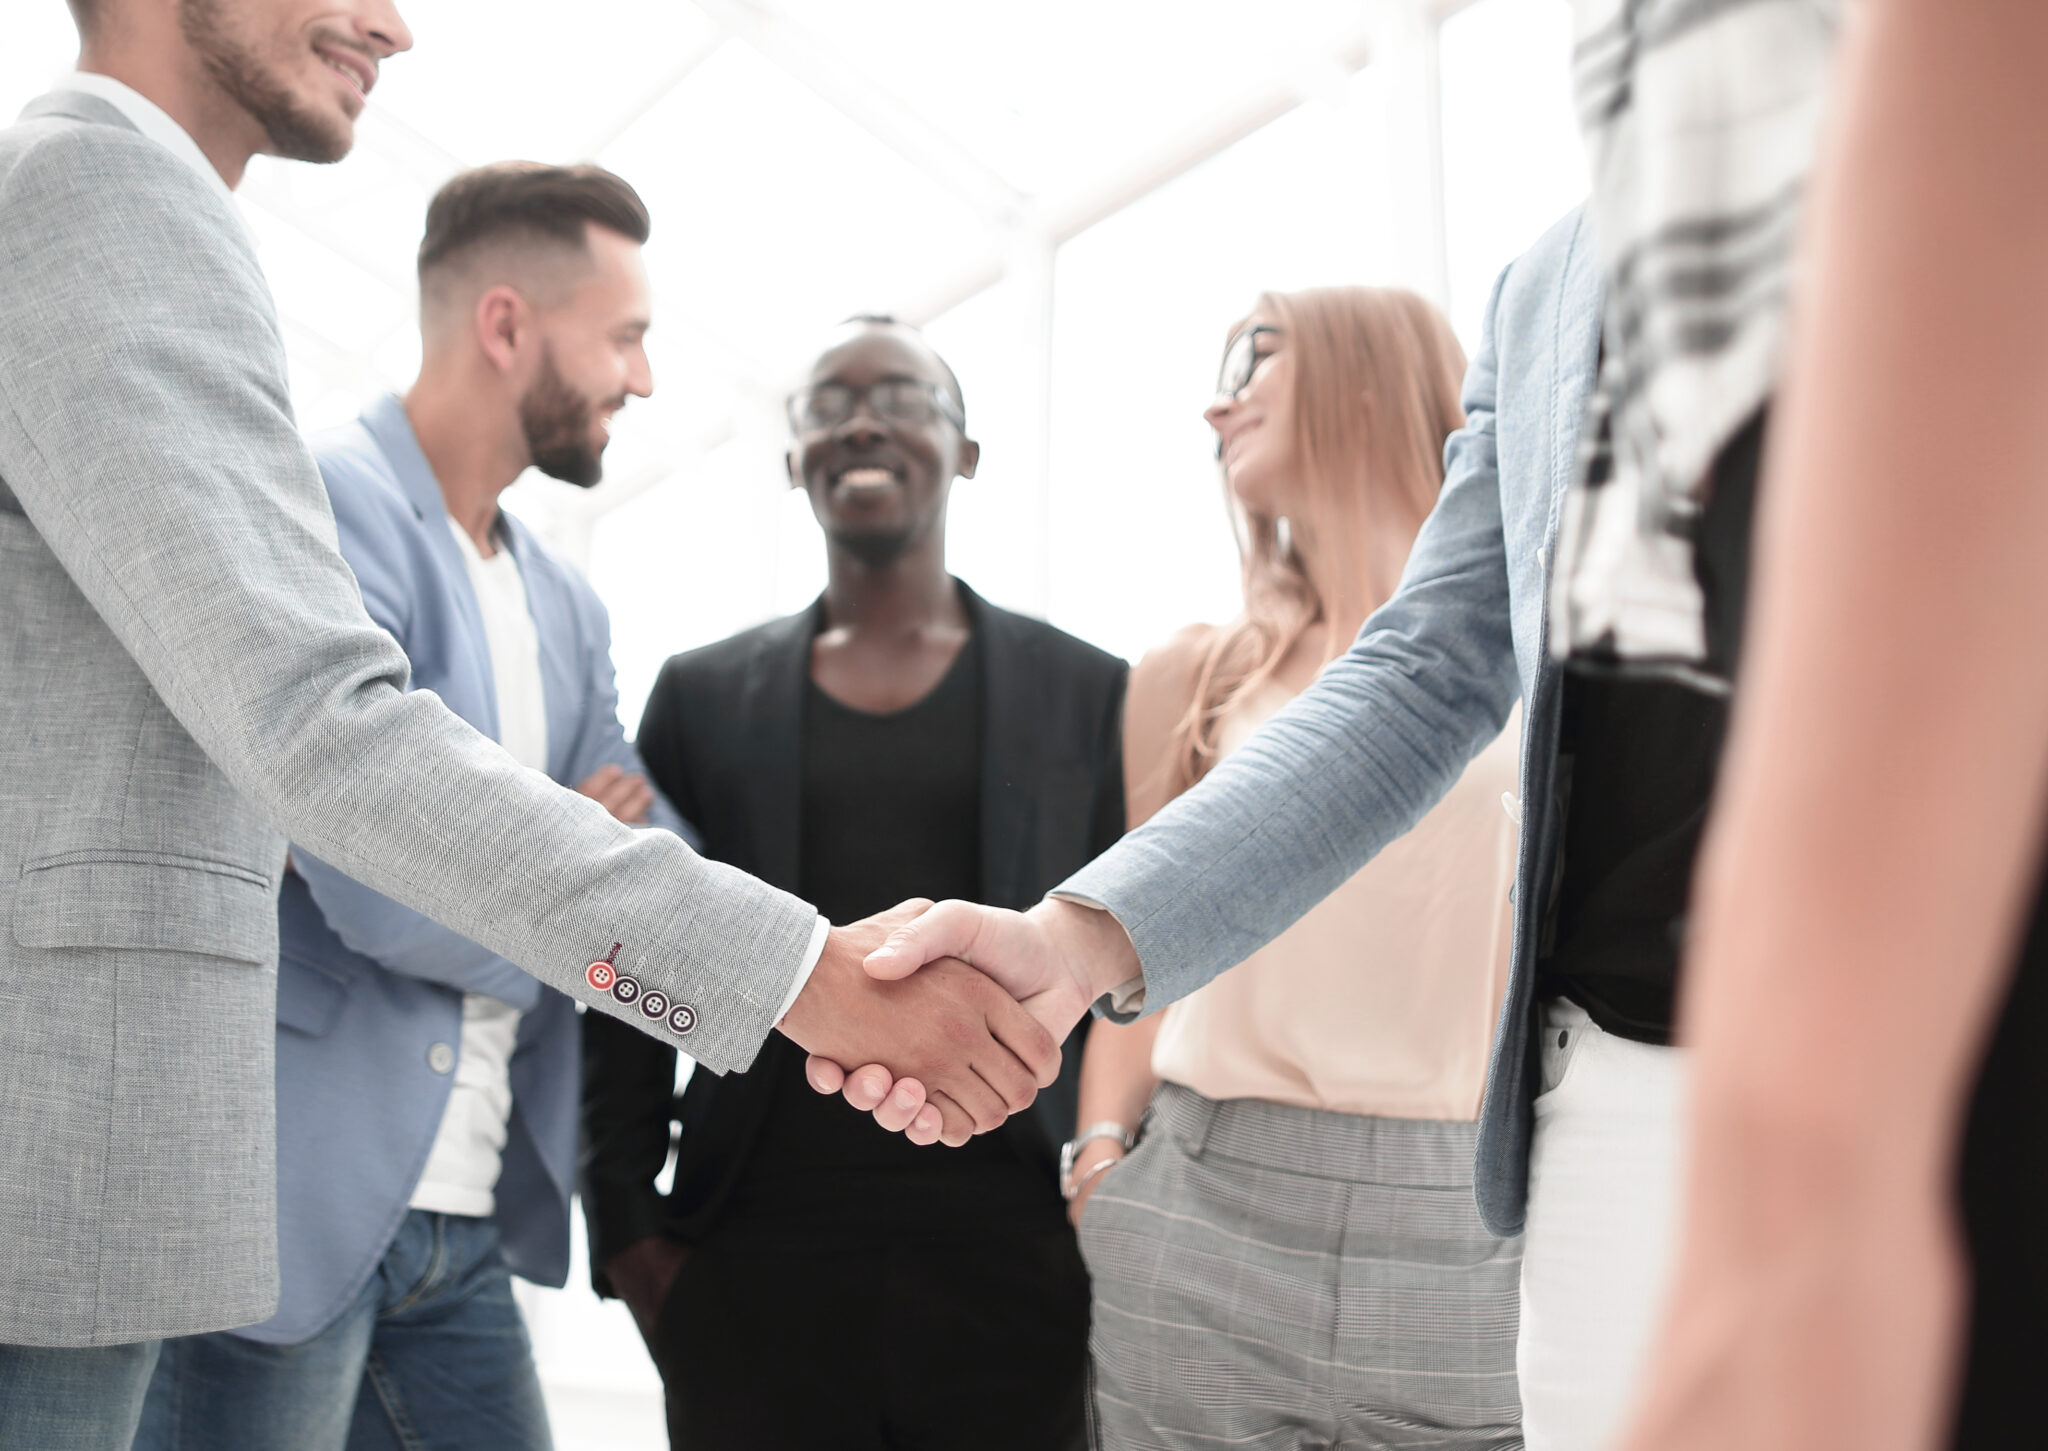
[136,1211,551,1451]
[0,1340,161,1450]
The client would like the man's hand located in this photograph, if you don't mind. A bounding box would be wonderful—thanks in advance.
[576,763,653,825]
[605,1235,692,1347]
[778,902,1061,1149]
[804,897,1141,1137]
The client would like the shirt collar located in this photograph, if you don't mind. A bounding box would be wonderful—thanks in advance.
[60,72,237,210]
[361,393,522,560]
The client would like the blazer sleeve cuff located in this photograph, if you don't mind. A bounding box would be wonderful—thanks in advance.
[774,916,833,1025]
[1045,890,1149,1021]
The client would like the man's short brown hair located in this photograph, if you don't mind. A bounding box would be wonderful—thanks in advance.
[417,162,650,291]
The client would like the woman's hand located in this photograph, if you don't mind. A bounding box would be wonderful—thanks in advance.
[1064,1140,1126,1227]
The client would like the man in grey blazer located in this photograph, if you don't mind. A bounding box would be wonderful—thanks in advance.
[0,2,1051,1444]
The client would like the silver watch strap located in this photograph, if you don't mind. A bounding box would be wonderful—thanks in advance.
[1059,1120,1136,1184]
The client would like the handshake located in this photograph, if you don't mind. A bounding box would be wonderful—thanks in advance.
[778,895,1144,1146]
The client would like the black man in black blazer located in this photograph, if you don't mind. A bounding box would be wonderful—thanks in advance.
[581,319,1125,1451]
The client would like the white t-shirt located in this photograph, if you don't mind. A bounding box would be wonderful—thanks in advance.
[409,518,548,1218]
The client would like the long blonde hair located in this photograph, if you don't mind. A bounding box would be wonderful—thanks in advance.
[1167,287,1467,792]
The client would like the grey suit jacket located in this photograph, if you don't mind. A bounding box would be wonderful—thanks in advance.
[0,93,816,1347]
[1063,208,1603,1238]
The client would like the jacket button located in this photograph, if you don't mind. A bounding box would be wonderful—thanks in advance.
[427,1042,456,1074]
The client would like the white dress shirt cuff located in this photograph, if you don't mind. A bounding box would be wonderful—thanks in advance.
[776,916,833,1025]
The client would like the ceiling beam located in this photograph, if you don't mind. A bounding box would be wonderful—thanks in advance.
[577,26,728,159]
[887,26,1374,329]
[1039,30,1372,246]
[689,0,1031,230]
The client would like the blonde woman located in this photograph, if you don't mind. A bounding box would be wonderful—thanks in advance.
[1067,288,1523,1450]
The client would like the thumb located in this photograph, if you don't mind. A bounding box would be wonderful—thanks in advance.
[870,896,935,932]
[864,898,979,981]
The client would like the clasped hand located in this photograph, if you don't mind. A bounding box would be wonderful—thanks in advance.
[785,896,1140,1146]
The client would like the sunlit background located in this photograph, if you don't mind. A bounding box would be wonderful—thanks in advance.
[4,0,1584,1443]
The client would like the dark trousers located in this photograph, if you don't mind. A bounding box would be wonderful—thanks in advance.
[650,1218,1089,1451]
[1950,887,2048,1447]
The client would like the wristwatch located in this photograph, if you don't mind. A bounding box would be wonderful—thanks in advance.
[1059,1120,1136,1200]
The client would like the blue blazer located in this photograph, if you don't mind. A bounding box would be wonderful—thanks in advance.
[1062,206,1603,1239]
[236,393,685,1344]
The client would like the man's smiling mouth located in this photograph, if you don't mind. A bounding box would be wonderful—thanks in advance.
[834,466,901,493]
[315,45,377,100]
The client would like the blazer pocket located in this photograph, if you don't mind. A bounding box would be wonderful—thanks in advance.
[12,851,275,965]
[275,952,351,1036]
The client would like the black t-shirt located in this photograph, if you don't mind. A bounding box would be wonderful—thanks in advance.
[1539,410,1763,1044]
[1541,674,1725,1043]
[723,631,1050,1236]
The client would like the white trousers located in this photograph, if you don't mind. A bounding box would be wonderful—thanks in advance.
[1516,998,1688,1451]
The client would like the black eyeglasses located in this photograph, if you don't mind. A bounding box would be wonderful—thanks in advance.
[786,378,965,435]
[1217,325,1281,400]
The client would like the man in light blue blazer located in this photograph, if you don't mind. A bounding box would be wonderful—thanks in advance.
[138,162,679,1451]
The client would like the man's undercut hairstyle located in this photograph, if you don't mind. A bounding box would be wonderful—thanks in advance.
[840,312,966,425]
[65,0,100,34]
[418,162,650,314]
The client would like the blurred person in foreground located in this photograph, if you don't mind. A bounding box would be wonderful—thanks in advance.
[1582,3,2048,1449]
[0,2,1055,1444]
[581,317,1127,1451]
[1069,287,1524,1449]
[136,161,678,1451]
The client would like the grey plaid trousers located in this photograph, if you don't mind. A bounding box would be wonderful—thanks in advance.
[1078,1083,1523,1450]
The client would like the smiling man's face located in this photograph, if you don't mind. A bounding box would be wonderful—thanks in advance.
[787,326,976,569]
[178,0,411,163]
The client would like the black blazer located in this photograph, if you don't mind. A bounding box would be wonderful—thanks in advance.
[581,582,1127,1287]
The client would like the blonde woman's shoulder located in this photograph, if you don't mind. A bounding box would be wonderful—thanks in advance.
[1130,622,1222,721]
[1123,622,1226,826]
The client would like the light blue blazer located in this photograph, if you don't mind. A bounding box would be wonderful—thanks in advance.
[237,393,685,1344]
[1063,207,1603,1238]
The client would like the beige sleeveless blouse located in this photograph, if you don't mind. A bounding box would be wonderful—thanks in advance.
[1151,686,1521,1121]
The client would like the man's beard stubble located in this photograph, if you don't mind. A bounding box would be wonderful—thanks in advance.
[519,347,608,489]
[178,0,353,165]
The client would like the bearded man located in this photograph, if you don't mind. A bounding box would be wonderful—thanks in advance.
[130,161,680,1451]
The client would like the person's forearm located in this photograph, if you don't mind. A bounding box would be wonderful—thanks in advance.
[1620,5,2048,1450]
[1075,1016,1164,1137]
[1065,1014,1164,1216]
